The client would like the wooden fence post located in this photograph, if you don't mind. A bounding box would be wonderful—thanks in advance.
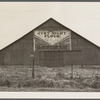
[32,57,35,78]
[71,65,73,79]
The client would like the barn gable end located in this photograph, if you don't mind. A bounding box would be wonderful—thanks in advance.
[0,31,33,65]
[71,32,100,65]
[0,18,100,66]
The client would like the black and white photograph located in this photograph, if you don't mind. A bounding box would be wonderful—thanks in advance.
[0,1,100,98]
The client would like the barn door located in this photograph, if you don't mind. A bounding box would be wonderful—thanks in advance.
[39,51,64,67]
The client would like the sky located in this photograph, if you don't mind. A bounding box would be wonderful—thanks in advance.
[0,2,100,49]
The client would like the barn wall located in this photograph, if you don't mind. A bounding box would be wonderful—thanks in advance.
[0,52,4,65]
[1,30,100,66]
[64,50,82,65]
[71,32,100,65]
[0,31,33,65]
[1,18,100,66]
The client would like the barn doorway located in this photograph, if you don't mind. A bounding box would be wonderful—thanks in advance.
[39,51,64,67]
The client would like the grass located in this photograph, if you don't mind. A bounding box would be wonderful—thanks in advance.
[0,65,100,91]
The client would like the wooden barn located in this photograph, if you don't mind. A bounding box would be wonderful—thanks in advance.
[0,18,100,66]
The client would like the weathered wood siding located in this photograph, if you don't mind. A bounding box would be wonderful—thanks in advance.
[70,31,100,65]
[64,50,82,65]
[0,31,33,65]
[38,51,64,67]
[0,18,100,66]
[0,52,4,65]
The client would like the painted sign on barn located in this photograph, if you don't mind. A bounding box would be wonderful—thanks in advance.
[34,30,71,51]
[35,30,71,45]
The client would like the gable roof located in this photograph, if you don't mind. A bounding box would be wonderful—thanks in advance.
[0,18,100,51]
[34,18,68,31]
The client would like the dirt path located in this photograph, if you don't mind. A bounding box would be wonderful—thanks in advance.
[0,87,100,92]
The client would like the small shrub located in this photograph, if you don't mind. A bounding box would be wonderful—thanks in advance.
[70,80,84,89]
[54,81,64,88]
[0,78,12,87]
[81,75,100,88]
[95,75,100,80]
[17,78,56,88]
[54,80,71,88]
[36,74,42,79]
[37,78,47,87]
[92,81,100,88]
[82,78,95,87]
[37,78,56,88]
[54,72,67,80]
[91,75,100,88]
[75,77,84,83]
[17,78,40,88]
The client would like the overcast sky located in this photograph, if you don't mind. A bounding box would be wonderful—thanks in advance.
[0,2,100,49]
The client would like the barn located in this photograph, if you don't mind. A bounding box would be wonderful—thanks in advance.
[0,18,100,67]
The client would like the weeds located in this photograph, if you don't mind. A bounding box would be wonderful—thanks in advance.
[0,78,12,87]
[0,66,100,90]
[54,71,67,80]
